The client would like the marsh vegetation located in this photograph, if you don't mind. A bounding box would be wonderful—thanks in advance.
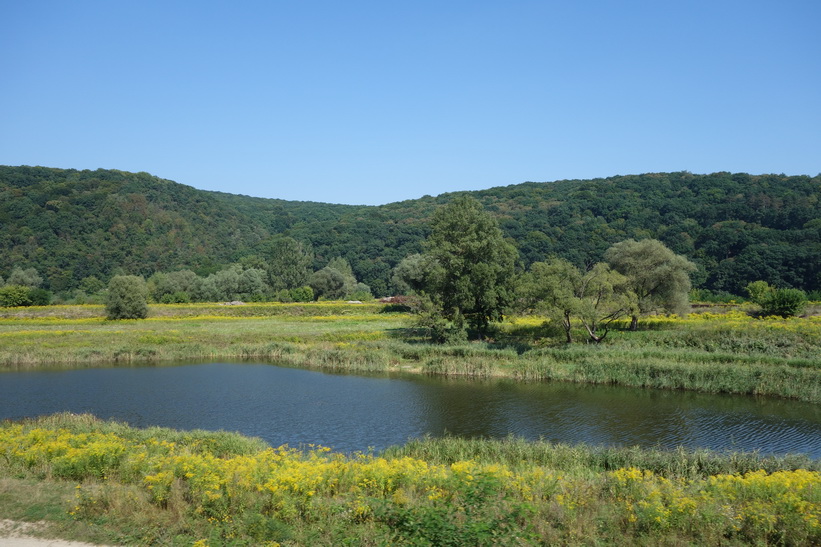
[1,303,819,402]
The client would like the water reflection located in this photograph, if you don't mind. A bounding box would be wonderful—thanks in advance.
[1,362,819,456]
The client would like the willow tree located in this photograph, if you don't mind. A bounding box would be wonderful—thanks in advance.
[604,239,696,330]
[520,258,635,343]
[422,195,518,338]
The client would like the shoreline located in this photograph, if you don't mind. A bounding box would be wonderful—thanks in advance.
[1,304,820,404]
[1,414,819,546]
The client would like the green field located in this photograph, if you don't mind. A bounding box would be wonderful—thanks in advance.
[1,303,820,402]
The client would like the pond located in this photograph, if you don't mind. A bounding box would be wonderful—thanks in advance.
[1,362,819,456]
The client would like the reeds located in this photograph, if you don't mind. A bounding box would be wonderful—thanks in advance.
[1,305,820,402]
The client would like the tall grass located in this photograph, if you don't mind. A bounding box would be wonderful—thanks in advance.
[385,435,821,478]
[1,414,818,546]
[1,305,820,402]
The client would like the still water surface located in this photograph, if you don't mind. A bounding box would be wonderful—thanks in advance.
[1,362,819,456]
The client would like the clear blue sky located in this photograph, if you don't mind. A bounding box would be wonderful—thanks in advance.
[2,1,819,205]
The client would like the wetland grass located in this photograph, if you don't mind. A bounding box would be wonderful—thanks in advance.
[1,303,820,402]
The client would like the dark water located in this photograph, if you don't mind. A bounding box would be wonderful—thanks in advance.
[1,362,819,456]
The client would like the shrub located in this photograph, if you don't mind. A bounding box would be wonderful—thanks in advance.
[27,288,52,306]
[759,288,808,318]
[106,275,149,319]
[290,286,314,302]
[414,297,468,344]
[160,291,191,304]
[690,288,740,303]
[348,282,373,301]
[744,280,773,303]
[274,288,294,303]
[0,285,32,307]
[746,280,807,317]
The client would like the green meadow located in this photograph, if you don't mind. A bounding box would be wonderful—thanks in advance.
[1,303,819,403]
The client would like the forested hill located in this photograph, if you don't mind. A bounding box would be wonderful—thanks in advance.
[1,165,820,297]
[0,166,355,291]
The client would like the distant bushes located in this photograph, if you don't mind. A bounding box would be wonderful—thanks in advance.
[0,285,34,307]
[746,281,808,318]
[274,286,314,302]
[0,266,51,307]
[689,288,741,303]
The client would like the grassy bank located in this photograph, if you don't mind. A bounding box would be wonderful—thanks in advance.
[1,304,820,403]
[1,414,818,546]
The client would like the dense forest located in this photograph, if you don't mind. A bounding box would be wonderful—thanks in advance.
[1,165,819,298]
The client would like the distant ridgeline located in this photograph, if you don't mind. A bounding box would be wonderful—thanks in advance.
[1,165,819,297]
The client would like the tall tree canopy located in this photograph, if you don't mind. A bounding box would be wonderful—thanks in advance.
[604,239,696,329]
[519,258,636,343]
[422,195,518,336]
[261,236,314,291]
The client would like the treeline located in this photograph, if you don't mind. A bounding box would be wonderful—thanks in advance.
[5,242,375,307]
[2,166,820,298]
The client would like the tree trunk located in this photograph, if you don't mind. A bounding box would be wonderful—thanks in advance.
[563,312,573,343]
[582,320,607,343]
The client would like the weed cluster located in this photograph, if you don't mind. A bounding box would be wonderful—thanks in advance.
[1,415,818,545]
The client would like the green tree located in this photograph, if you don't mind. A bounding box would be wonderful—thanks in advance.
[148,270,200,302]
[348,282,373,301]
[517,258,580,342]
[326,257,358,297]
[263,236,314,291]
[7,267,43,288]
[574,263,636,342]
[604,239,696,330]
[422,196,518,337]
[27,288,51,306]
[392,253,437,295]
[520,258,635,343]
[80,275,106,295]
[308,267,347,300]
[194,265,269,302]
[237,267,269,301]
[105,275,149,319]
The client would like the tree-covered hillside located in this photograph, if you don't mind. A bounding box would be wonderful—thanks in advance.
[1,166,819,297]
[468,172,821,294]
[1,166,272,291]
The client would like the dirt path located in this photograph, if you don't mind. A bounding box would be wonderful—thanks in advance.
[0,538,104,547]
[0,520,112,546]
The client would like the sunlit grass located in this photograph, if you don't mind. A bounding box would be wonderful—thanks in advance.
[1,414,818,546]
[0,304,819,402]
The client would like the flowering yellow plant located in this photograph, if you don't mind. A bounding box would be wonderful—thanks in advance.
[2,419,818,545]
